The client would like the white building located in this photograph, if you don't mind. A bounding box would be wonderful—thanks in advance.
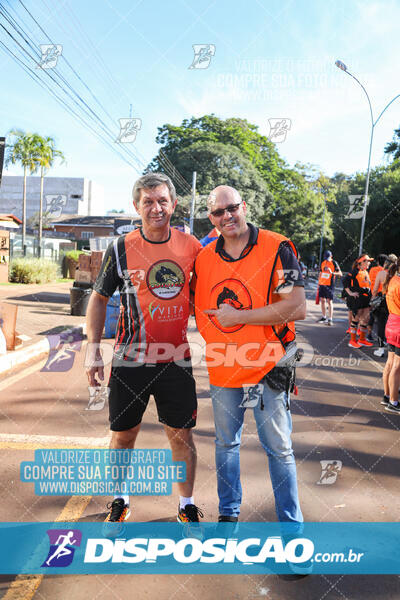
[0,176,104,220]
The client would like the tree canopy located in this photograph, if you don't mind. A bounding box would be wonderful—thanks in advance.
[147,115,330,250]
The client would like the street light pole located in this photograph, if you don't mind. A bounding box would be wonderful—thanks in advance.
[318,191,327,267]
[335,60,400,255]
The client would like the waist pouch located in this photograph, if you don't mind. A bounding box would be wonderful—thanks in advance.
[262,366,295,394]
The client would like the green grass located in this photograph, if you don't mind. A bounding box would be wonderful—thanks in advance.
[9,257,60,284]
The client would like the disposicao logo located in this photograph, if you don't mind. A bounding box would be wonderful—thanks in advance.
[83,536,314,565]
[42,529,82,567]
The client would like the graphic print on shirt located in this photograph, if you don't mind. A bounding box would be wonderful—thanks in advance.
[208,278,252,333]
[147,260,185,299]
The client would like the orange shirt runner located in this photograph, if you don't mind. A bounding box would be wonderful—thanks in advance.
[94,228,201,363]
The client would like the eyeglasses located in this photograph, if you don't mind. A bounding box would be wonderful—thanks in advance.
[210,201,242,218]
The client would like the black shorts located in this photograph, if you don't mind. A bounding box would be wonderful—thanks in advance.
[388,344,400,357]
[346,293,371,315]
[108,362,197,431]
[318,285,334,300]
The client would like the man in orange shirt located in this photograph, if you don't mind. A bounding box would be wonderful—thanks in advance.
[85,173,203,532]
[194,185,306,542]
[317,251,342,326]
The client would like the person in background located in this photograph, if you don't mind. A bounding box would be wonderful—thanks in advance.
[372,254,397,358]
[317,250,342,326]
[343,254,374,348]
[200,226,220,247]
[367,254,387,343]
[381,256,400,413]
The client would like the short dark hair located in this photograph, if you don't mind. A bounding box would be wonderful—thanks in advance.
[132,173,176,206]
[376,254,388,267]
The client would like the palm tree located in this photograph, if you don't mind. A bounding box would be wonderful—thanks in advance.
[6,130,40,256]
[35,136,65,257]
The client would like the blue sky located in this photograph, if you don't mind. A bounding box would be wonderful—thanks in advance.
[1,0,400,213]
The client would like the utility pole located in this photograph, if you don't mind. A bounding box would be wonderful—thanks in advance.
[189,171,197,234]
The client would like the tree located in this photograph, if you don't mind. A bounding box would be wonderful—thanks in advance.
[27,210,53,230]
[6,130,40,255]
[35,136,65,256]
[327,165,400,269]
[148,115,285,194]
[384,126,400,161]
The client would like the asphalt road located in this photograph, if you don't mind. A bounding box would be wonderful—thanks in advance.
[0,293,399,600]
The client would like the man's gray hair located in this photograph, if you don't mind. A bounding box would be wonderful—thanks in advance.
[132,172,176,205]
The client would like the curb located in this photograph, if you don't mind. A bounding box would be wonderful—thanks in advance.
[0,322,86,377]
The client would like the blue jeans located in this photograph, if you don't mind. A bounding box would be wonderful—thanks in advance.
[210,381,303,523]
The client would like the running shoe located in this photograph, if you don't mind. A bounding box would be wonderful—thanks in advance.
[326,319,333,326]
[380,396,390,406]
[318,317,327,323]
[358,339,373,347]
[178,504,204,540]
[385,402,400,414]
[373,347,385,357]
[348,340,361,348]
[102,498,130,538]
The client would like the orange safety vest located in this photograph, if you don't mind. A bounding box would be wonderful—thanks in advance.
[195,229,296,387]
[318,260,335,286]
[356,269,371,289]
[386,275,400,315]
[369,265,384,294]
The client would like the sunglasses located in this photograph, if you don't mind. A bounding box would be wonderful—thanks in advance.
[210,201,242,218]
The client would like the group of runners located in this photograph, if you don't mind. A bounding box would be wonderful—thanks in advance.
[85,173,308,567]
[316,250,400,414]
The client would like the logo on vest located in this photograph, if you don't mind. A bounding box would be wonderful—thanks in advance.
[147,260,185,299]
[209,279,252,333]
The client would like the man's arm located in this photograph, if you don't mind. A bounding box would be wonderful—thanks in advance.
[85,291,110,386]
[372,270,385,297]
[333,260,342,277]
[205,285,306,328]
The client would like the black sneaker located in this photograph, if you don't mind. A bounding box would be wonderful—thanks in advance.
[177,504,204,540]
[380,396,390,406]
[318,317,327,323]
[102,498,130,538]
[385,402,400,414]
[215,515,239,537]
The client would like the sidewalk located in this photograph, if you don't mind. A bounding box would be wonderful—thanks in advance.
[0,281,86,377]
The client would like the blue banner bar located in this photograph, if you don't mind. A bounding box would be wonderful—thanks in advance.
[0,522,399,574]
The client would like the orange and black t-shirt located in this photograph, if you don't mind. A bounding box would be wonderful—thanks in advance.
[318,260,338,286]
[94,228,201,363]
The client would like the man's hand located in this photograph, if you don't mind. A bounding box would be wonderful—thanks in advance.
[85,346,104,387]
[204,304,242,327]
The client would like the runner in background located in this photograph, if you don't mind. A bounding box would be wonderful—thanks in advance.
[317,251,342,326]
[344,254,374,348]
[367,254,387,342]
[381,257,400,413]
[200,226,220,247]
[372,254,397,357]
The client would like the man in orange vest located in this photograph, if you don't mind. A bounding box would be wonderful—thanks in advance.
[317,251,342,326]
[194,185,306,537]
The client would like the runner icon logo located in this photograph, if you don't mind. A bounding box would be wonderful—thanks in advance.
[42,529,82,567]
[317,460,342,485]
